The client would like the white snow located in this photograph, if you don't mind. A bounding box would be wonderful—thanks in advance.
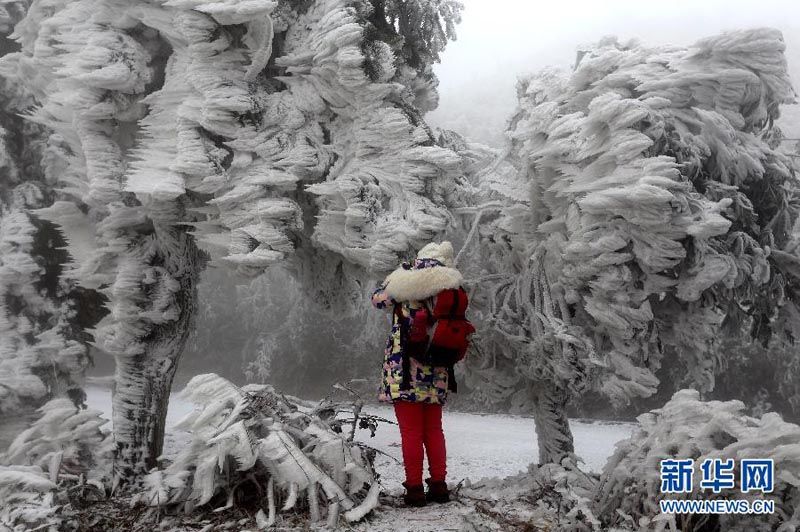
[356,406,632,492]
[46,382,638,531]
[83,383,633,493]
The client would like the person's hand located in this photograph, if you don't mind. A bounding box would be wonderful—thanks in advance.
[371,286,394,309]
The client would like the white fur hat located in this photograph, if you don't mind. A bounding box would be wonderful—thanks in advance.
[416,241,455,266]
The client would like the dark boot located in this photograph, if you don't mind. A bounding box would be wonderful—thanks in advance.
[425,478,450,503]
[402,482,427,507]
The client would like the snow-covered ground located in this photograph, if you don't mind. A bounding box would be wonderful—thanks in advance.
[356,405,633,491]
[0,384,634,531]
[83,383,633,494]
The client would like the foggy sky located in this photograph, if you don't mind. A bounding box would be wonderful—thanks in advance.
[427,0,800,145]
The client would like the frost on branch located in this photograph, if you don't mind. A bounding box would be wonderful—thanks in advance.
[134,374,378,527]
[0,125,90,413]
[4,0,461,480]
[5,0,465,317]
[0,465,58,532]
[0,398,112,531]
[596,390,800,531]
[3,398,113,484]
[0,0,27,34]
[0,208,89,412]
[476,29,800,413]
[272,0,463,274]
[453,28,800,465]
[1,8,93,414]
[460,457,601,532]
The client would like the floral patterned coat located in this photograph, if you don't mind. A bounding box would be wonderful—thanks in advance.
[371,258,464,405]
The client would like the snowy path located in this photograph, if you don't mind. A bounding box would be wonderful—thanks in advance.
[85,384,633,492]
[355,405,632,491]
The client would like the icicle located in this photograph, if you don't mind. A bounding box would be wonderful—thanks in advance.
[281,482,298,511]
[256,475,275,529]
[307,482,320,523]
[343,482,381,523]
[326,501,340,528]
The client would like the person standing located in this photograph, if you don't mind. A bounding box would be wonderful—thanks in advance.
[370,241,466,507]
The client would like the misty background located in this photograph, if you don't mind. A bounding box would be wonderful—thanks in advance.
[89,0,800,421]
[428,0,800,145]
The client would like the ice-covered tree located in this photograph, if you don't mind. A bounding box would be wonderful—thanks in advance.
[3,397,113,483]
[466,29,800,464]
[2,0,461,484]
[596,389,800,531]
[0,12,95,414]
[0,181,89,414]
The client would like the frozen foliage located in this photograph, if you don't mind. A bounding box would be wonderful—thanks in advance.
[3,397,112,484]
[0,126,90,414]
[0,398,112,531]
[294,0,463,274]
[3,0,461,481]
[596,389,800,531]
[463,28,800,462]
[0,0,27,34]
[135,373,379,527]
[11,0,463,277]
[0,1,95,416]
[0,465,59,532]
[0,196,47,411]
[0,208,87,412]
[459,392,800,532]
[514,28,798,403]
[460,457,601,531]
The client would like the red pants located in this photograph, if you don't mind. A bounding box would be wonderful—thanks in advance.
[393,402,447,486]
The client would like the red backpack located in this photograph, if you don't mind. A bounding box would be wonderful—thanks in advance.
[429,287,475,365]
[402,287,475,392]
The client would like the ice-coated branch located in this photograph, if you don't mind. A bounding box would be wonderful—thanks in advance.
[596,389,800,531]
[449,29,800,465]
[476,28,800,409]
[4,0,462,482]
[135,374,378,527]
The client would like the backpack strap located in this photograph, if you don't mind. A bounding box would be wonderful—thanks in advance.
[423,295,438,355]
[447,366,457,393]
[421,296,435,323]
[449,288,460,319]
[395,304,412,391]
[445,289,464,393]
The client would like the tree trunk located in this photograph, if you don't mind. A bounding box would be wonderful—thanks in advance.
[531,380,574,464]
[111,224,204,487]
